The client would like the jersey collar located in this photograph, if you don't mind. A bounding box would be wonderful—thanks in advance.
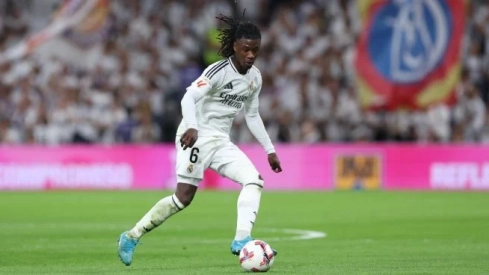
[228,57,251,75]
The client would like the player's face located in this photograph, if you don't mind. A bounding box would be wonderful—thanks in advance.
[233,38,261,70]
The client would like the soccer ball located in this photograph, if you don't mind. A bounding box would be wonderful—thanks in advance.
[239,240,275,272]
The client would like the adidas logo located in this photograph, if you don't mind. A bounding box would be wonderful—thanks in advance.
[223,82,233,90]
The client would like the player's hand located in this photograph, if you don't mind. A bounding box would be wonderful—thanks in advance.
[180,128,198,150]
[267,153,282,173]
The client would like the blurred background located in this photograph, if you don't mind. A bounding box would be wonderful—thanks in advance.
[0,0,489,192]
[2,3,489,273]
[0,0,487,146]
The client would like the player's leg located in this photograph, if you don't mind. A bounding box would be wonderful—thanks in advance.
[126,181,197,239]
[118,138,210,266]
[209,143,276,256]
[118,182,196,266]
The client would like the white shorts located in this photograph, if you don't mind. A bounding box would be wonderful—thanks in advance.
[175,136,263,187]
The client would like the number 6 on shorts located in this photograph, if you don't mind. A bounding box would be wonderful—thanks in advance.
[189,148,199,163]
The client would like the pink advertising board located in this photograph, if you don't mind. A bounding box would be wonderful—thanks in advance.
[0,146,174,190]
[0,144,489,190]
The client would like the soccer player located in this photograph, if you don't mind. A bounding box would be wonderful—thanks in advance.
[117,14,282,266]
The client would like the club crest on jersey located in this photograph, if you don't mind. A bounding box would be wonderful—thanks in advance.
[248,81,255,91]
[187,164,194,173]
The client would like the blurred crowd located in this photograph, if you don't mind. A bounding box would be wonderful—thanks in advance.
[0,0,488,145]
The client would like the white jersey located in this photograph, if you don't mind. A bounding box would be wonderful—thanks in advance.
[178,58,261,137]
[178,57,274,153]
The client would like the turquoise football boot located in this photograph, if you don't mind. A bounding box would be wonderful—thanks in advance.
[118,231,139,266]
[231,236,278,256]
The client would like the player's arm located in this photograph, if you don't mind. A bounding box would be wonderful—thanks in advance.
[180,75,213,150]
[244,80,282,173]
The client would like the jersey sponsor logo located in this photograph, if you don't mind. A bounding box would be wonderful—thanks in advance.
[219,92,248,109]
[335,154,382,190]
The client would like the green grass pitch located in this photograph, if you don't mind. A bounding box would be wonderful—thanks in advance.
[1,190,488,274]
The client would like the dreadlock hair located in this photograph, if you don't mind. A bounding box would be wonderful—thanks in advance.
[215,14,261,58]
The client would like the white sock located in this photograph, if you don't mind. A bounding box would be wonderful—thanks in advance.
[235,184,262,240]
[128,194,185,239]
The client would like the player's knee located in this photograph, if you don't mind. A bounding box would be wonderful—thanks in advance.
[238,168,264,188]
[175,182,198,207]
[243,174,264,189]
[244,182,263,190]
[174,190,194,207]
